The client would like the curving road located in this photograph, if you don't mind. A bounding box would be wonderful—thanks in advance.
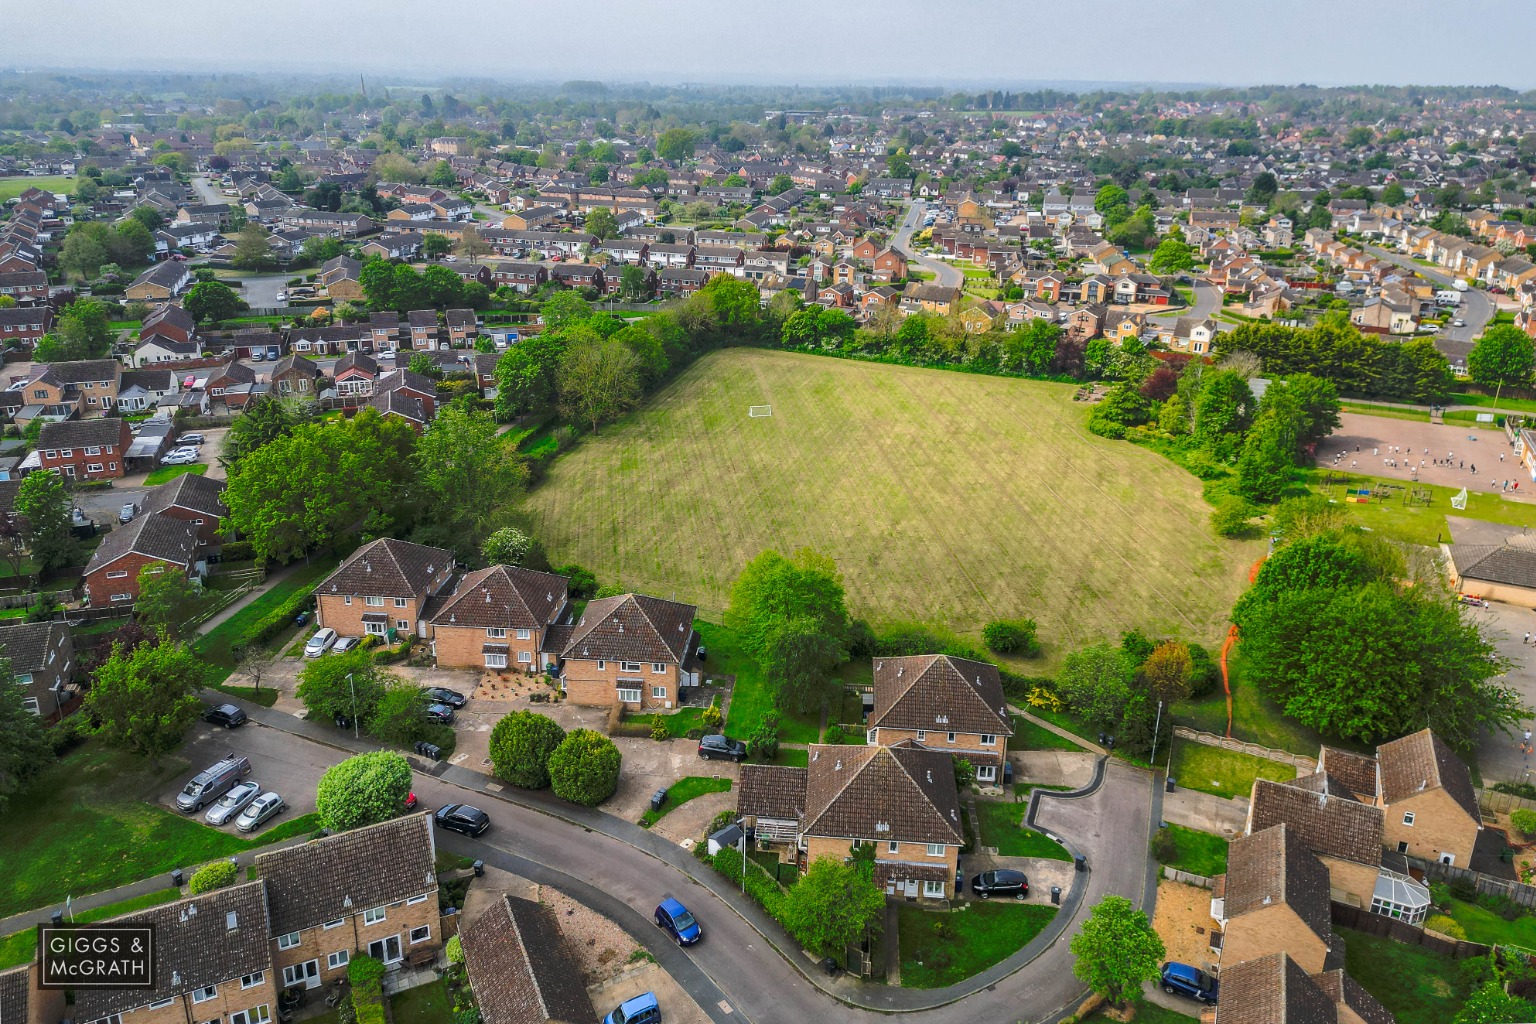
[894,201,965,290]
[1364,243,1495,346]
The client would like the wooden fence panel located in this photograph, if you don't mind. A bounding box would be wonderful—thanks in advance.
[1172,726,1317,772]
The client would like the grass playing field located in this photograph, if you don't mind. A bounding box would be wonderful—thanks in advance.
[525,349,1259,658]
[0,175,75,203]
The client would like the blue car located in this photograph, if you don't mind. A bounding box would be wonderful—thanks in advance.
[604,991,660,1024]
[1160,961,1218,1003]
[654,897,701,945]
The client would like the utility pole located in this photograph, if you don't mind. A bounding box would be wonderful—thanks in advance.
[346,672,358,738]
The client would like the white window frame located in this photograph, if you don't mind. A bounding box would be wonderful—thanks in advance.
[976,765,997,782]
[515,628,531,640]
[923,879,946,898]
[22,696,39,714]
[240,972,264,990]
[365,596,384,607]
[322,918,345,930]
[405,894,429,906]
[148,999,175,1010]
[617,686,641,704]
[484,652,508,668]
[277,932,301,950]
[980,734,997,746]
[652,662,666,673]
[651,686,667,699]
[947,732,956,743]
[343,595,352,605]
[596,659,606,670]
[394,597,407,608]
[1403,812,1415,826]
[916,729,926,741]
[926,843,945,857]
[106,570,129,579]
[517,651,532,664]
[866,728,876,744]
[486,627,507,639]
[327,950,350,970]
[396,619,409,630]
[87,463,103,473]
[620,661,641,673]
[409,925,431,944]
[363,906,387,925]
[192,986,218,1004]
[364,620,387,636]
[887,840,899,854]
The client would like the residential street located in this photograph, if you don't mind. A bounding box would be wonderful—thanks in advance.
[893,201,964,289]
[1364,243,1496,347]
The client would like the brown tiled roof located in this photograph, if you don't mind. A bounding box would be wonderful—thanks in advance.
[321,537,453,599]
[1376,728,1480,824]
[141,471,227,521]
[869,654,1011,737]
[803,743,962,846]
[1316,747,1378,801]
[461,895,595,1024]
[255,813,436,934]
[739,765,808,821]
[73,882,273,1020]
[1213,952,1336,1024]
[1249,778,1383,867]
[0,966,28,1024]
[84,512,198,576]
[370,387,427,423]
[1224,824,1333,943]
[1312,969,1396,1024]
[560,593,695,664]
[430,565,567,631]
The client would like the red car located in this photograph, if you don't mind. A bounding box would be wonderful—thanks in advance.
[405,792,418,811]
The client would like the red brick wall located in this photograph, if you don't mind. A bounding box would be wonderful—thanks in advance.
[85,554,185,606]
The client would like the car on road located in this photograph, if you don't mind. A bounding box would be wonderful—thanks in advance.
[424,702,455,725]
[332,636,360,654]
[697,733,747,762]
[1453,319,1467,327]
[970,868,1030,900]
[423,686,467,708]
[179,433,206,446]
[205,780,262,825]
[434,803,491,837]
[118,503,137,524]
[1160,962,1218,1003]
[275,290,287,302]
[235,791,286,833]
[603,992,660,1024]
[202,704,248,729]
[304,627,338,658]
[654,897,702,945]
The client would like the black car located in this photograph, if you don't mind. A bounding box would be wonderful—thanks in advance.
[970,869,1030,900]
[203,704,248,728]
[435,803,490,837]
[697,734,747,762]
[424,703,456,725]
[423,686,467,708]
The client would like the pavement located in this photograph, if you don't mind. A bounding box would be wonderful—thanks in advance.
[1318,412,1526,501]
[1161,787,1248,838]
[893,202,963,289]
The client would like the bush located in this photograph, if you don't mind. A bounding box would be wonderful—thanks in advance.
[983,618,1041,656]
[1211,495,1257,538]
[701,697,723,729]
[370,680,433,748]
[218,541,256,562]
[650,715,669,741]
[547,728,622,806]
[749,714,781,760]
[372,640,411,665]
[445,934,464,965]
[488,711,566,788]
[875,621,985,661]
[238,585,316,649]
[315,751,413,832]
[188,859,238,894]
[823,724,845,744]
[1494,781,1536,800]
[1424,914,1467,939]
[845,618,876,658]
[1511,809,1536,838]
[555,565,598,598]
[349,956,386,1024]
[1187,642,1220,699]
[704,847,787,919]
[1450,876,1478,902]
[1150,826,1178,865]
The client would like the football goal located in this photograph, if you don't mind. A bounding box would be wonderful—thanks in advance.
[748,405,773,418]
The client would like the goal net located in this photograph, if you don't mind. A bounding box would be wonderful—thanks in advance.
[748,405,773,418]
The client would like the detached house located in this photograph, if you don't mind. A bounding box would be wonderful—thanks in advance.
[1215,824,1335,974]
[738,742,965,900]
[0,619,76,720]
[866,655,1013,783]
[124,260,192,301]
[138,471,228,548]
[255,814,440,986]
[269,354,322,397]
[315,538,456,639]
[428,565,569,672]
[555,593,699,711]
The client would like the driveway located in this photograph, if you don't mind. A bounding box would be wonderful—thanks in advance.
[1364,244,1496,357]
[893,202,963,290]
[156,715,348,827]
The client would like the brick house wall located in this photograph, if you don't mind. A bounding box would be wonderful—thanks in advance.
[867,727,1006,775]
[1220,904,1329,973]
[116,971,278,1024]
[1320,856,1379,910]
[563,657,683,712]
[1381,789,1479,866]
[39,428,130,481]
[272,895,439,989]
[85,553,185,606]
[431,623,544,671]
[77,376,120,415]
[153,503,223,547]
[802,835,959,899]
[316,593,423,639]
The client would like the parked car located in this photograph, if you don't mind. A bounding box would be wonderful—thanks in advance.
[304,628,338,658]
[179,433,206,446]
[423,686,467,708]
[203,704,248,728]
[603,992,660,1024]
[176,755,252,812]
[160,448,199,466]
[1454,319,1467,327]
[424,703,455,725]
[698,734,747,762]
[205,779,261,825]
[332,636,360,654]
[434,803,490,837]
[118,503,136,524]
[1161,962,1219,1003]
[275,290,287,302]
[235,791,286,833]
[654,897,702,946]
[970,869,1030,900]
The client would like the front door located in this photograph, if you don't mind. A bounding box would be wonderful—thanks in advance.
[284,959,320,989]
[368,935,402,965]
[904,879,919,899]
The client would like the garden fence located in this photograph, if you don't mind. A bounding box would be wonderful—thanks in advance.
[1171,726,1318,772]
[1410,857,1536,912]
[1330,902,1489,959]
[1476,788,1536,817]
[1162,867,1215,889]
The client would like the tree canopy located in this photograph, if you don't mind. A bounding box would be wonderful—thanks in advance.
[83,639,203,765]
[779,855,885,960]
[488,711,566,789]
[315,751,413,832]
[1070,895,1166,1005]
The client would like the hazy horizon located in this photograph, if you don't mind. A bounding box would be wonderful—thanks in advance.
[12,0,1536,91]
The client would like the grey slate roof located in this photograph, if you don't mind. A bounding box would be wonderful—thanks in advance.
[0,619,71,674]
[560,593,695,664]
[1316,747,1379,801]
[1312,969,1395,1024]
[430,564,567,631]
[869,654,1011,737]
[0,965,28,1024]
[38,417,128,450]
[461,895,595,1024]
[140,469,227,520]
[254,813,436,934]
[1450,543,1536,588]
[321,537,453,599]
[84,512,199,575]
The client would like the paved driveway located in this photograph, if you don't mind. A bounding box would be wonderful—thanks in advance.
[157,716,349,828]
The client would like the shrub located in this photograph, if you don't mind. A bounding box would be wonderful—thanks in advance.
[983,618,1041,656]
[316,751,412,832]
[704,847,787,919]
[188,860,238,894]
[701,697,723,729]
[1494,781,1536,800]
[650,715,669,741]
[238,586,316,649]
[1150,827,1178,865]
[370,680,433,748]
[1211,495,1257,538]
[1511,809,1536,838]
[445,935,464,965]
[488,711,566,789]
[1424,914,1467,939]
[372,640,411,665]
[218,540,256,562]
[349,956,386,1024]
[547,728,622,806]
[1187,642,1220,699]
[823,724,845,745]
[954,757,975,787]
[749,714,780,760]
[1450,876,1479,902]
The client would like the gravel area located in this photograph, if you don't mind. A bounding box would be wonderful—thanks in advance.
[1151,878,1219,973]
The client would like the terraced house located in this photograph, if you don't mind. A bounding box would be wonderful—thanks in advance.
[315,538,456,639]
[35,417,133,480]
[866,654,1013,783]
[427,564,569,672]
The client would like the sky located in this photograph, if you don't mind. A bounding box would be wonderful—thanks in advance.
[10,0,1536,90]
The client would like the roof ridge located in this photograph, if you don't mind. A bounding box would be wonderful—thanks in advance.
[503,896,551,1022]
[888,745,963,842]
[803,744,879,830]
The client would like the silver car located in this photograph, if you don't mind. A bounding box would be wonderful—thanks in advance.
[205,780,261,826]
[235,791,286,833]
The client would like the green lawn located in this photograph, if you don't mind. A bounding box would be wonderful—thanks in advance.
[144,464,208,486]
[1008,714,1085,751]
[525,349,1255,661]
[897,902,1057,988]
[640,776,732,827]
[1340,402,1430,423]
[1341,927,1470,1024]
[195,556,339,673]
[1085,1006,1195,1024]
[0,175,74,202]
[0,743,321,918]
[650,706,708,739]
[1169,740,1296,799]
[1451,392,1536,415]
[1441,897,1536,948]
[1301,466,1536,548]
[1175,647,1342,757]
[972,799,1073,859]
[701,621,823,744]
[1156,824,1229,878]
[0,887,183,969]
[388,978,454,1024]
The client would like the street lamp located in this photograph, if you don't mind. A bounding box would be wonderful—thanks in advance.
[735,817,746,895]
[346,672,358,739]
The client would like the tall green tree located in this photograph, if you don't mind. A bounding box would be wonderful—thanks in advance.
[493,332,568,420]
[231,222,276,270]
[655,128,697,162]
[183,280,248,323]
[585,208,618,241]
[779,856,885,960]
[14,469,78,571]
[35,299,113,362]
[135,565,201,638]
[1070,895,1166,1006]
[727,548,849,660]
[1148,236,1196,274]
[1054,642,1133,730]
[83,639,203,766]
[1467,324,1536,402]
[1192,369,1254,458]
[296,649,387,724]
[0,662,52,814]
[220,394,307,467]
[315,751,413,832]
[541,291,595,332]
[1236,402,1298,503]
[413,401,528,553]
[556,333,642,433]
